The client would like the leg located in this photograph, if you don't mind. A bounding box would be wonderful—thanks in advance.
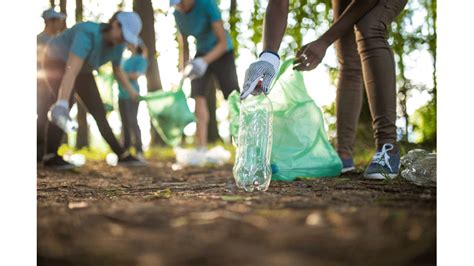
[129,100,143,153]
[118,99,132,151]
[191,70,213,149]
[43,58,75,156]
[75,74,125,156]
[332,0,364,158]
[194,96,209,148]
[209,50,240,100]
[355,0,408,149]
[37,78,55,161]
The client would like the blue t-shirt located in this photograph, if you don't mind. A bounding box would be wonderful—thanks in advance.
[46,22,125,73]
[174,0,233,54]
[118,54,148,100]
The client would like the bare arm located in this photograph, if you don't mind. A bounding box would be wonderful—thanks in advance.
[178,33,189,71]
[127,72,141,80]
[294,0,378,70]
[113,65,138,100]
[263,0,289,53]
[202,20,227,64]
[318,0,378,46]
[57,53,84,101]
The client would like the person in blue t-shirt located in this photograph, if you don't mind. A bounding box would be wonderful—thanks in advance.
[41,11,145,169]
[37,8,67,162]
[170,0,240,152]
[117,42,148,160]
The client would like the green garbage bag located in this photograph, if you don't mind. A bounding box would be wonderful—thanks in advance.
[139,82,195,147]
[229,59,342,181]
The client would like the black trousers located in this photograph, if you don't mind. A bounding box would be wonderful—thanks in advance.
[41,57,125,157]
[118,98,143,153]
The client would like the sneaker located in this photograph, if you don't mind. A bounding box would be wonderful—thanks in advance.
[118,153,146,166]
[340,157,355,173]
[43,154,76,170]
[363,143,400,180]
[135,152,147,163]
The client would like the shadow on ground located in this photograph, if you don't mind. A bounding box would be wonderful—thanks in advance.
[37,159,436,266]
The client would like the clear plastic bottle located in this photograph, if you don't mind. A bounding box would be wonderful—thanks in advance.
[233,93,273,192]
[47,110,78,133]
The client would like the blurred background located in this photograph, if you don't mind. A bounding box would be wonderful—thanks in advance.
[37,0,437,163]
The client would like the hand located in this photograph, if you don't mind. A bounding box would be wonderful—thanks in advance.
[129,90,139,102]
[293,40,329,71]
[48,100,76,132]
[240,52,280,100]
[185,57,208,80]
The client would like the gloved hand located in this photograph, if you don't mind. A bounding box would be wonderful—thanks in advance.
[184,57,208,80]
[48,100,76,132]
[240,51,280,100]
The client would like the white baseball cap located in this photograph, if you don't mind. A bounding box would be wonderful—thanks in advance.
[170,0,182,6]
[116,11,142,46]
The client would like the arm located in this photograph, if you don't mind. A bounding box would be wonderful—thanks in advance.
[263,0,289,53]
[127,72,141,80]
[57,53,84,101]
[294,0,378,70]
[178,33,189,71]
[113,65,138,101]
[239,0,289,99]
[202,20,227,64]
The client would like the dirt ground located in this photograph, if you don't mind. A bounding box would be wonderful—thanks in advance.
[37,158,436,266]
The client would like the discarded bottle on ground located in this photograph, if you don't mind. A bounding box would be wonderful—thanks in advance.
[401,149,436,186]
[233,93,273,192]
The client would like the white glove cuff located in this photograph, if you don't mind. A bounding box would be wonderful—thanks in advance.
[56,100,69,110]
[259,52,280,73]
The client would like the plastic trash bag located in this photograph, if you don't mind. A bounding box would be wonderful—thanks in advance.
[401,149,436,186]
[229,59,342,181]
[139,85,195,147]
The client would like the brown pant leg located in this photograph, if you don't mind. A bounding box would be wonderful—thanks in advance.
[355,0,408,148]
[332,0,364,157]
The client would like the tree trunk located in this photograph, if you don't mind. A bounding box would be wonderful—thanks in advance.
[73,0,89,149]
[59,0,67,14]
[75,0,83,22]
[50,0,55,7]
[229,0,239,58]
[133,0,166,146]
[133,0,162,91]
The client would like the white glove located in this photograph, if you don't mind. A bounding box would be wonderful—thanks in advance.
[240,51,280,100]
[48,100,77,133]
[185,57,208,80]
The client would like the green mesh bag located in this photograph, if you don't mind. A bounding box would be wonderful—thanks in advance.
[139,82,195,147]
[229,59,342,181]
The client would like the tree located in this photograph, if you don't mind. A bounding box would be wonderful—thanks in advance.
[75,0,89,149]
[59,0,66,14]
[133,0,166,146]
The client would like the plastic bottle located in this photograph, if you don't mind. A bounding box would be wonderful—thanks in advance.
[233,93,273,192]
[400,149,436,186]
[47,110,78,133]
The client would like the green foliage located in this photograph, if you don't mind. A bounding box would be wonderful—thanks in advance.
[410,99,436,146]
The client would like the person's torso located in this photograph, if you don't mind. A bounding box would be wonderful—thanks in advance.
[174,0,233,54]
[118,55,148,99]
[37,31,54,45]
[46,22,125,73]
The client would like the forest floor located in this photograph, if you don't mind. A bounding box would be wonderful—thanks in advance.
[37,157,436,266]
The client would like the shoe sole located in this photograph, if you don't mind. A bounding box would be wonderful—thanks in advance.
[341,166,355,174]
[363,172,398,180]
